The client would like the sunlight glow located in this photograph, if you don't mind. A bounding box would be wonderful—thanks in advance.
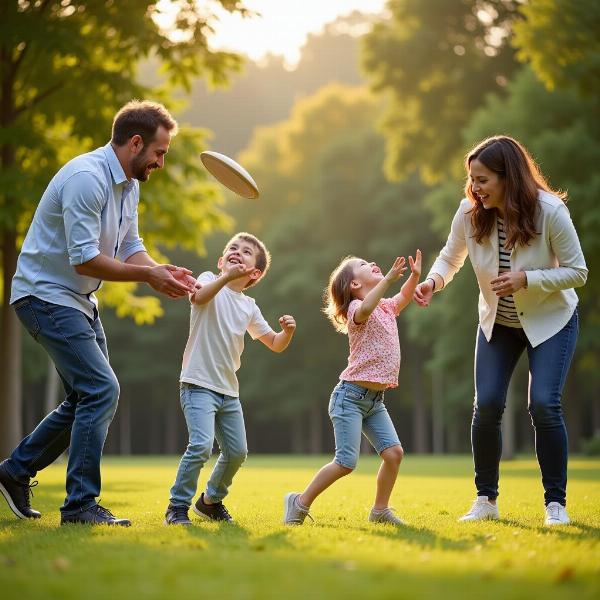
[155,0,387,68]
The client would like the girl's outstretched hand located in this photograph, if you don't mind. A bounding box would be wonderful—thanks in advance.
[384,256,407,283]
[408,249,422,277]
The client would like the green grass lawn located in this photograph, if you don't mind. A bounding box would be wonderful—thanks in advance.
[1,455,599,599]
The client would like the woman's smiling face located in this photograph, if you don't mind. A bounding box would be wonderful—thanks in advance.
[469,158,506,216]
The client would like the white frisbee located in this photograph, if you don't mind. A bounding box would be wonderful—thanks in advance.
[200,150,259,199]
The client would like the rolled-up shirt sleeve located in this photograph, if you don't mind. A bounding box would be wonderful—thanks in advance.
[62,171,105,266]
[116,206,146,262]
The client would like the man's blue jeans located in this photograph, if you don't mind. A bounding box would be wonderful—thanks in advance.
[6,296,119,515]
[170,384,247,507]
[472,310,578,506]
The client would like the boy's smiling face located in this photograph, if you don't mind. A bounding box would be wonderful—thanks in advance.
[218,237,262,284]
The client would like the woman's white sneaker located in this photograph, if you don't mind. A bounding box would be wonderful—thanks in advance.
[544,502,570,526]
[458,496,500,522]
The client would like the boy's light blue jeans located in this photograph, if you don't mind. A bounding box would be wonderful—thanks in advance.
[170,383,247,507]
[329,381,401,469]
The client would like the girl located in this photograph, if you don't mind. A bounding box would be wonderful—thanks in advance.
[283,250,421,526]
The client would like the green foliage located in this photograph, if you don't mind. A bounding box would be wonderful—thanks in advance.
[513,0,600,96]
[0,0,246,321]
[361,0,519,182]
[0,456,598,599]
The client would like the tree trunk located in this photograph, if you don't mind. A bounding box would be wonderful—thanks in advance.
[164,395,178,455]
[432,368,444,454]
[502,374,516,460]
[291,418,304,454]
[564,377,581,452]
[119,395,131,455]
[0,230,22,457]
[411,358,428,453]
[360,435,373,454]
[44,356,60,414]
[591,381,600,437]
[308,401,323,454]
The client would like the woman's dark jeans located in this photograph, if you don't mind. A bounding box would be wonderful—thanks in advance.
[472,310,578,506]
[6,296,119,515]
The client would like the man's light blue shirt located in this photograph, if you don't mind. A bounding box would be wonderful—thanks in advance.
[11,143,146,318]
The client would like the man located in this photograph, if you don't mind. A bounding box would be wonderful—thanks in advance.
[0,100,196,526]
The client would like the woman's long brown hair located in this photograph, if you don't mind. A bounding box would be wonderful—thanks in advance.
[465,136,565,249]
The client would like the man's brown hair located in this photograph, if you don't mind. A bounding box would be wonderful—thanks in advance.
[111,100,178,146]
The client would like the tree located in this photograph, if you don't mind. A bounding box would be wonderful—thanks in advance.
[513,0,600,96]
[0,0,247,456]
[361,0,518,182]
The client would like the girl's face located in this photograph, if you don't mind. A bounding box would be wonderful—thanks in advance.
[350,258,383,296]
[469,158,506,215]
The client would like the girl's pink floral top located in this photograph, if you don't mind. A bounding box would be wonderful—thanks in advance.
[339,297,401,388]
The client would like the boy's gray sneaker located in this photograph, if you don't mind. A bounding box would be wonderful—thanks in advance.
[283,492,313,525]
[164,503,192,526]
[369,507,405,525]
[193,493,233,522]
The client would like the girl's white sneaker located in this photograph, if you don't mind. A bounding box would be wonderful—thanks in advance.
[283,492,313,525]
[544,502,570,526]
[369,506,405,525]
[458,496,500,522]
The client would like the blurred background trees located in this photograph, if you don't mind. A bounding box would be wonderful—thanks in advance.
[4,0,599,457]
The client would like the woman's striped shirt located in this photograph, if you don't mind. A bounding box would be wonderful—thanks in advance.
[495,217,522,328]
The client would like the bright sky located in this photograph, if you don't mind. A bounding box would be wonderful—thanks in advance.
[155,0,387,68]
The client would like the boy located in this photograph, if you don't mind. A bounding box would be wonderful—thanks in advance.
[165,232,296,525]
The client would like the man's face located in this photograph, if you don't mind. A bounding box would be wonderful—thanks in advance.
[130,126,171,182]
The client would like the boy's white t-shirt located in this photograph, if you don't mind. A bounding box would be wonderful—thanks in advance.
[180,271,273,396]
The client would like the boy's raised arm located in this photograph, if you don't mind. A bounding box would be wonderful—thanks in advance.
[190,264,252,305]
[259,315,296,353]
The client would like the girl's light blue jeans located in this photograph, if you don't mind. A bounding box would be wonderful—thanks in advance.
[170,383,247,507]
[329,381,401,469]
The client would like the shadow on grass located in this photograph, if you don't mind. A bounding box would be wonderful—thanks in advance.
[312,521,487,552]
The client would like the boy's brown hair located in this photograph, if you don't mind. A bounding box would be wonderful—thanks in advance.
[222,232,271,289]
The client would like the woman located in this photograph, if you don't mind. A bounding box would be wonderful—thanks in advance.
[414,136,587,526]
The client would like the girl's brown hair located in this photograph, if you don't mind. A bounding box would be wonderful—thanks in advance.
[465,136,565,249]
[323,256,359,334]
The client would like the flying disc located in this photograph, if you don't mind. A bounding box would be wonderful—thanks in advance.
[200,150,259,199]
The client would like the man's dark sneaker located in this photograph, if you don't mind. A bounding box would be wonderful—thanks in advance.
[164,503,192,526]
[60,504,131,527]
[0,460,41,519]
[193,493,233,522]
